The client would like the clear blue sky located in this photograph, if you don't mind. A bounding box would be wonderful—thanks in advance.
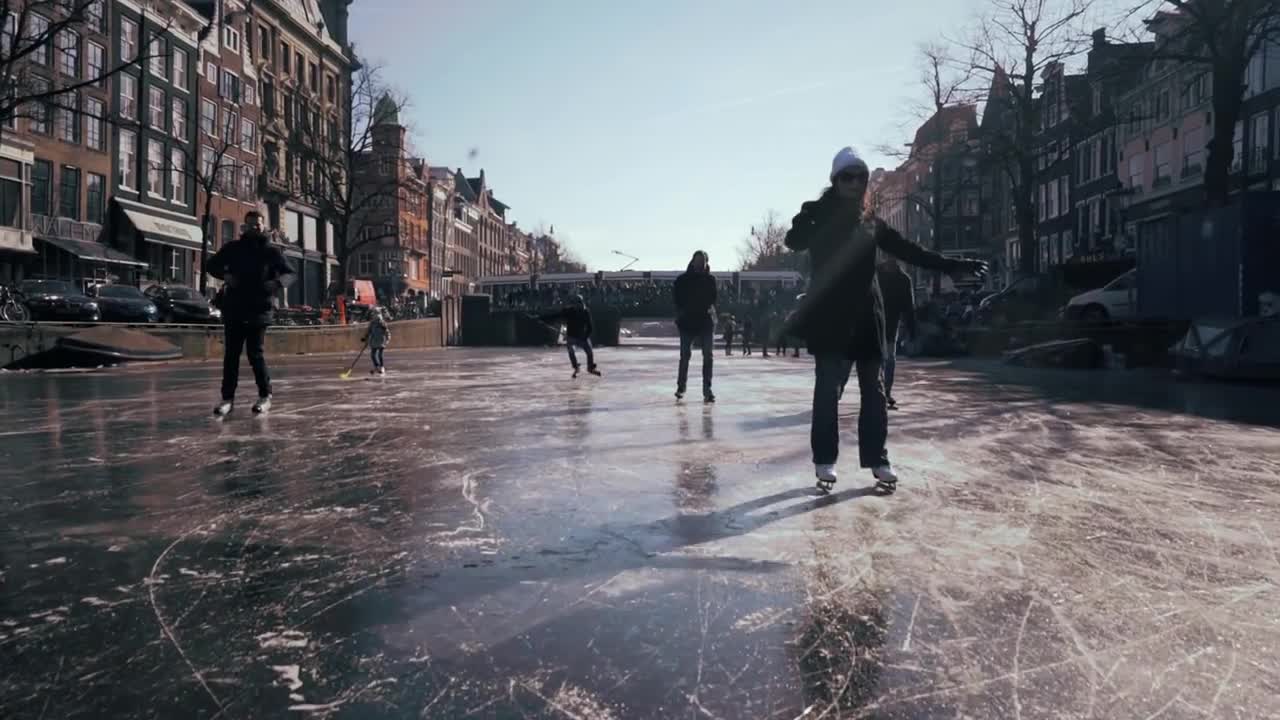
[350,0,982,272]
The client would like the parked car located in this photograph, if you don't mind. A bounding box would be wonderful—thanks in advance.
[1063,269,1138,322]
[88,284,160,323]
[976,275,1060,325]
[144,285,221,323]
[18,279,100,322]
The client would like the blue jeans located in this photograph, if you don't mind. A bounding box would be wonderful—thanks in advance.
[812,353,888,468]
[371,347,385,368]
[678,327,714,392]
[567,336,595,369]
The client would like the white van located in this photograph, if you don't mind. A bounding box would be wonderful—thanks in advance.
[1065,269,1137,321]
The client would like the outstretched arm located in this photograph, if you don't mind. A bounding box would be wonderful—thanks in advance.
[874,220,959,272]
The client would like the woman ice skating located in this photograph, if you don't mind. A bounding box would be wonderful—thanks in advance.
[366,306,391,375]
[784,146,987,494]
[542,295,600,378]
[673,250,717,402]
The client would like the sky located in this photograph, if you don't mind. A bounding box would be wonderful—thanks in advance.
[349,0,989,272]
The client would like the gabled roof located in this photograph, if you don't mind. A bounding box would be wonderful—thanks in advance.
[454,169,478,202]
[912,105,978,149]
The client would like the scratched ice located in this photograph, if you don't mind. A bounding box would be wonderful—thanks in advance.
[1,346,1279,718]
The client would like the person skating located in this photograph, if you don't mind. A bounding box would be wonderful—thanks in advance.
[723,315,736,356]
[542,295,600,378]
[365,306,391,375]
[205,211,294,417]
[877,257,916,409]
[784,146,986,494]
[741,315,754,355]
[673,250,717,402]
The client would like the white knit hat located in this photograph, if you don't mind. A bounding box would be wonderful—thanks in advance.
[830,146,869,181]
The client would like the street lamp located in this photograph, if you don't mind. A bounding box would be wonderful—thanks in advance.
[611,250,639,271]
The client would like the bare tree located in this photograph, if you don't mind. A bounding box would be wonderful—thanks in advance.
[188,113,248,293]
[961,0,1095,277]
[529,225,586,274]
[288,63,416,290]
[739,210,805,273]
[1,1,160,136]
[1116,0,1280,206]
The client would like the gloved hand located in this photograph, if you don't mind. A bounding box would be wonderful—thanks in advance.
[952,259,989,280]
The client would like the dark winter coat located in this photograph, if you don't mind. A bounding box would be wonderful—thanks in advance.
[205,231,293,324]
[877,265,917,341]
[784,192,963,360]
[673,270,717,333]
[544,305,593,340]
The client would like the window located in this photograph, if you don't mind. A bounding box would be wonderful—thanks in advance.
[171,97,187,139]
[86,97,104,150]
[295,52,303,81]
[32,160,52,215]
[260,27,271,63]
[170,150,185,202]
[1057,176,1068,217]
[31,15,50,65]
[220,70,238,100]
[963,191,979,217]
[201,98,217,136]
[1047,178,1059,218]
[221,219,236,248]
[57,30,79,76]
[149,35,164,77]
[1250,112,1269,172]
[1128,154,1143,190]
[88,1,106,32]
[309,62,318,91]
[119,130,136,188]
[201,145,215,180]
[1154,142,1171,185]
[358,253,375,276]
[59,166,80,219]
[121,18,137,62]
[206,61,217,83]
[149,86,165,131]
[1247,48,1266,97]
[120,74,137,119]
[173,48,188,90]
[148,141,163,195]
[223,25,240,53]
[86,174,105,224]
[326,74,336,102]
[263,79,275,118]
[223,109,238,145]
[1156,89,1170,120]
[1231,120,1244,172]
[56,91,80,143]
[240,164,255,198]
[242,79,256,106]
[88,42,105,86]
[283,92,293,128]
[241,118,256,152]
[280,42,290,73]
[1092,85,1102,116]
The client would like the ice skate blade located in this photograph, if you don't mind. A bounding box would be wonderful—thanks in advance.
[815,479,836,495]
[875,480,897,495]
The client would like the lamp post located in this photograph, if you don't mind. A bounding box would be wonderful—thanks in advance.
[611,250,639,271]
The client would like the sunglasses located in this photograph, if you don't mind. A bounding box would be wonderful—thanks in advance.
[836,172,868,184]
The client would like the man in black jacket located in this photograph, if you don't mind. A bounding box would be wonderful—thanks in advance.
[784,147,986,493]
[673,250,717,402]
[205,211,293,416]
[877,258,916,409]
[542,295,600,378]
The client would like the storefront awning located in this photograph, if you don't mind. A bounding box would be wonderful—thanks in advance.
[38,236,149,268]
[119,206,203,252]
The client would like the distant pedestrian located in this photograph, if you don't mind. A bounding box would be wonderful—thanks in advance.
[365,306,391,375]
[877,258,916,409]
[784,146,987,494]
[542,295,600,378]
[741,316,754,355]
[205,210,293,417]
[673,250,717,402]
[723,315,736,356]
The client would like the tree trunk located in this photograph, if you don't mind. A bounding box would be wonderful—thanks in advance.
[1017,46,1038,278]
[931,157,944,294]
[1204,64,1245,208]
[199,214,211,294]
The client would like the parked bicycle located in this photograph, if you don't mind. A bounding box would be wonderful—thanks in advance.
[0,284,29,322]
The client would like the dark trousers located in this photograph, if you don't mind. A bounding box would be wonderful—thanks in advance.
[678,327,714,392]
[371,347,385,368]
[884,331,899,398]
[567,336,595,369]
[222,319,271,401]
[742,334,752,355]
[724,332,735,355]
[811,352,888,468]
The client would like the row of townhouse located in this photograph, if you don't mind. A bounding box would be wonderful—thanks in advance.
[0,0,354,309]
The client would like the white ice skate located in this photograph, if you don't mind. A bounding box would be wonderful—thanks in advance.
[815,464,837,494]
[252,395,272,414]
[213,401,233,418]
[872,465,898,494]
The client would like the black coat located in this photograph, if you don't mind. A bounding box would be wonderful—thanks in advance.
[544,305,593,340]
[877,266,917,341]
[673,270,717,333]
[205,232,293,324]
[784,193,961,359]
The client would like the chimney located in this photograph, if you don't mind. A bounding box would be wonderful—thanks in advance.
[1093,28,1106,49]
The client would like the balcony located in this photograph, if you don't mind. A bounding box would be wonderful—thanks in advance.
[30,214,103,242]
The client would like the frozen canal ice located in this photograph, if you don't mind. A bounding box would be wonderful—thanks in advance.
[1,345,1279,718]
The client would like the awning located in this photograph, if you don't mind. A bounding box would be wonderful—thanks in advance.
[38,236,149,268]
[0,231,37,254]
[119,207,203,252]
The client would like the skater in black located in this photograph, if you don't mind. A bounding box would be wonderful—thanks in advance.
[673,250,717,402]
[542,295,600,378]
[741,316,754,355]
[784,147,986,493]
[877,258,916,409]
[206,211,293,417]
[723,315,736,356]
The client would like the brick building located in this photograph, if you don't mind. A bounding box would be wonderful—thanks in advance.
[425,165,455,298]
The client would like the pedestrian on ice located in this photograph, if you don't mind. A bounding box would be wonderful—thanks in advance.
[205,210,294,417]
[364,306,391,375]
[783,146,987,494]
[741,315,755,355]
[877,257,916,409]
[723,315,736,356]
[542,294,600,378]
[673,250,717,402]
